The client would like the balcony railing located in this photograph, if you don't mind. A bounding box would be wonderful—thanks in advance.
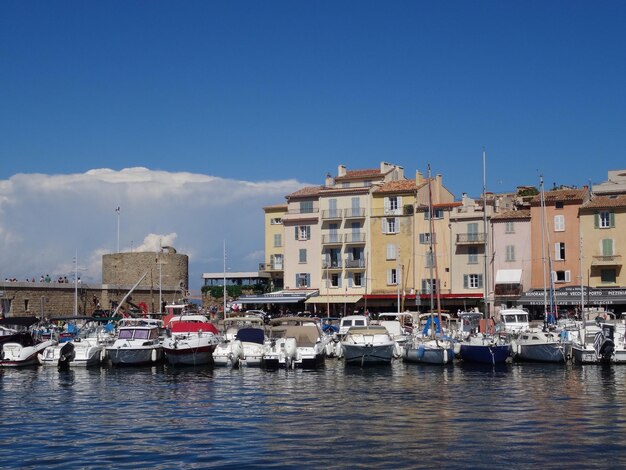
[344,232,366,244]
[344,208,366,218]
[592,254,622,266]
[345,258,366,269]
[321,209,342,220]
[259,262,283,271]
[456,233,486,244]
[322,234,343,244]
[322,259,343,269]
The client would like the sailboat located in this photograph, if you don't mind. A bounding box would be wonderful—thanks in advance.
[510,176,569,363]
[403,164,455,365]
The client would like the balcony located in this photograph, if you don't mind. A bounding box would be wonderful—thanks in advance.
[322,234,343,245]
[322,259,343,270]
[321,209,342,220]
[345,258,366,269]
[456,233,486,245]
[344,232,366,244]
[592,254,622,266]
[344,207,366,219]
[259,262,283,272]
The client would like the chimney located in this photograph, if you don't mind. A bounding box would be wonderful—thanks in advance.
[325,173,334,187]
[415,170,424,185]
[337,165,347,177]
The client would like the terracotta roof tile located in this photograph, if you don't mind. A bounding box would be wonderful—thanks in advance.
[335,168,383,181]
[286,186,323,199]
[491,209,531,220]
[581,195,626,210]
[373,179,417,193]
[530,188,588,205]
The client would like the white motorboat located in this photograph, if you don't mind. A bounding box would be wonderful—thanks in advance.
[213,316,264,368]
[263,324,297,369]
[267,317,327,368]
[162,314,219,366]
[498,307,531,335]
[337,315,369,338]
[106,318,164,366]
[341,326,395,365]
[39,318,116,367]
[1,331,56,367]
[511,328,570,363]
[571,310,626,363]
[378,312,413,358]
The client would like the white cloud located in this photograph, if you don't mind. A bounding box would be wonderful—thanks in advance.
[0,168,304,289]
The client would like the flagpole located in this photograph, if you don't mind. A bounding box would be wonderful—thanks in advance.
[116,206,120,253]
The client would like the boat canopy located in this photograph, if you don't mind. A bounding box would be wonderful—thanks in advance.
[236,327,265,344]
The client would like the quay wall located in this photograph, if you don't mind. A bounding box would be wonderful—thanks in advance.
[0,281,180,318]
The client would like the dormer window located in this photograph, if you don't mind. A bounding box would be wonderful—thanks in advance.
[555,201,564,209]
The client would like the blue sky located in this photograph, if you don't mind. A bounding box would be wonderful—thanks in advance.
[1,1,625,289]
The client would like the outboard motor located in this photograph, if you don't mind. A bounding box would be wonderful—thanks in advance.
[594,324,615,363]
[58,342,75,369]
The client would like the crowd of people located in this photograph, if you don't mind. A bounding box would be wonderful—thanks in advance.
[3,275,81,284]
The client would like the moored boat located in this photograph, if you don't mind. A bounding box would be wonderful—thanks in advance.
[106,318,164,366]
[341,325,395,366]
[162,314,219,366]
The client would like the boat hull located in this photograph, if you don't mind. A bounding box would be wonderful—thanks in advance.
[107,346,163,365]
[342,343,395,365]
[164,344,216,366]
[513,342,569,363]
[1,340,56,367]
[404,344,455,365]
[460,344,510,365]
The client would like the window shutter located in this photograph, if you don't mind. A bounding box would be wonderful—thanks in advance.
[610,211,615,227]
[554,243,560,260]
[478,274,483,288]
[394,218,399,233]
[565,271,571,282]
[295,226,299,240]
[381,218,387,234]
[594,212,599,228]
[348,273,353,287]
[306,226,311,240]
[463,274,468,289]
[602,239,613,256]
[551,271,557,282]
[398,196,403,208]
[337,275,342,288]
[296,274,300,286]
[306,274,311,287]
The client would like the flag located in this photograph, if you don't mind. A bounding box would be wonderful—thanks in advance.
[115,206,120,213]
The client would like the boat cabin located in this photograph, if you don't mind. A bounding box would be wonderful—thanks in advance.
[499,308,530,333]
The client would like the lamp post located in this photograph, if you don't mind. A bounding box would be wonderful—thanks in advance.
[116,206,121,253]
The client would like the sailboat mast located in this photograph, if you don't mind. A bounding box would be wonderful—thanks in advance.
[427,164,443,337]
[540,176,549,321]
[482,150,489,318]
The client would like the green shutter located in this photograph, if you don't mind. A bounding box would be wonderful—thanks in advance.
[610,211,615,228]
[463,275,468,289]
[594,212,599,228]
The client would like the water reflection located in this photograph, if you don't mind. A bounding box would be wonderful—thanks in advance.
[2,359,626,468]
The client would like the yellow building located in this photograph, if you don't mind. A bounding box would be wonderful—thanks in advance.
[580,195,626,288]
[262,204,287,289]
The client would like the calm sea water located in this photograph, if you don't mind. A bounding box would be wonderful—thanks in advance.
[1,359,625,469]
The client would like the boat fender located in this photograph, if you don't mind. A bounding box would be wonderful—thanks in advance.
[443,349,448,363]
[100,349,106,362]
[417,345,425,359]
[151,348,158,362]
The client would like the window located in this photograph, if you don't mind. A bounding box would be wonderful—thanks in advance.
[505,245,516,262]
[555,201,564,209]
[353,272,363,287]
[384,196,401,214]
[270,217,283,225]
[273,234,282,247]
[296,273,310,287]
[386,243,397,260]
[387,268,398,285]
[468,246,478,264]
[601,269,617,284]
[300,201,313,213]
[299,249,307,263]
[554,215,565,232]
[24,299,29,311]
[467,222,479,242]
[463,274,483,289]
[426,251,435,268]
[597,211,614,229]
[271,254,283,270]
[554,242,566,261]
[419,233,436,244]
[505,221,515,234]
[327,199,338,218]
[425,208,444,219]
[383,217,398,234]
[330,273,340,288]
[553,270,571,283]
[350,197,361,217]
[602,239,614,256]
[295,225,311,240]
[421,279,437,294]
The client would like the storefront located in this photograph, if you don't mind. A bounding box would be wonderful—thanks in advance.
[518,286,626,318]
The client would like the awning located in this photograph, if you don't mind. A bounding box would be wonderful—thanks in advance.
[495,269,522,284]
[237,291,317,304]
[518,286,626,306]
[305,295,363,304]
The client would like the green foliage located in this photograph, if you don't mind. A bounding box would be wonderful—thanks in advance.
[517,187,539,197]
[201,283,267,299]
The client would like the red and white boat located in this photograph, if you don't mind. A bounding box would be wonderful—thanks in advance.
[163,314,219,366]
